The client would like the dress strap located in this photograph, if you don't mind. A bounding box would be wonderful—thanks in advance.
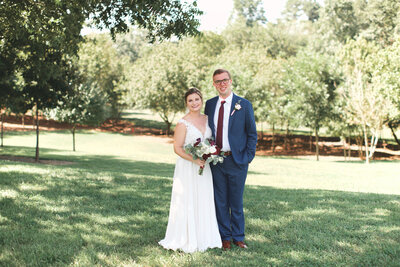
[178,118,190,127]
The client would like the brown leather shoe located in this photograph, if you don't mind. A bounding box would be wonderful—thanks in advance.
[233,241,248,249]
[222,240,231,250]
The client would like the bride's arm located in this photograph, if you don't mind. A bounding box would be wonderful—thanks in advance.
[174,122,205,166]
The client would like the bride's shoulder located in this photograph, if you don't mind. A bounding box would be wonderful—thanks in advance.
[180,114,190,121]
[177,117,189,126]
[175,119,188,134]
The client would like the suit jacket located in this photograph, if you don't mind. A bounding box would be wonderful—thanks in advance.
[205,94,257,166]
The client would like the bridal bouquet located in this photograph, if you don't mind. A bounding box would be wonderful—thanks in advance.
[184,138,225,175]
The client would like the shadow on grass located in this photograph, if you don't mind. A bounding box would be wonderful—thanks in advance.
[248,170,269,175]
[241,185,400,266]
[0,151,174,266]
[1,146,400,266]
[0,145,77,163]
[1,145,175,177]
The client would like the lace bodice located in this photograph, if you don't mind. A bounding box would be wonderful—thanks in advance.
[178,117,212,146]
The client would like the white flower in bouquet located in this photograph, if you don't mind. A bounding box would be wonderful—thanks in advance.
[184,138,225,175]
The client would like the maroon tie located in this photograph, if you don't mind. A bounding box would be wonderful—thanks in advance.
[216,101,225,149]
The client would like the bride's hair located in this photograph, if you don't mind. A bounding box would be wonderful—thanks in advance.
[184,88,203,103]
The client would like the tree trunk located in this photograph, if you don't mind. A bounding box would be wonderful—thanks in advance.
[346,137,351,159]
[35,105,40,162]
[114,112,121,124]
[388,122,400,146]
[159,112,174,136]
[284,123,289,151]
[1,112,4,147]
[368,132,379,159]
[346,136,351,160]
[166,121,172,136]
[355,136,363,159]
[72,124,76,152]
[362,123,369,164]
[272,124,276,153]
[315,127,319,161]
[342,136,347,161]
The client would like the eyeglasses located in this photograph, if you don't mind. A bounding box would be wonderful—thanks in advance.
[214,78,230,85]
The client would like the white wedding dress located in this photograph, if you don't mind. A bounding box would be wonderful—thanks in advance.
[159,118,222,253]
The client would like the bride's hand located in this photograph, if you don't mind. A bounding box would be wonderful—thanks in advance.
[193,159,205,167]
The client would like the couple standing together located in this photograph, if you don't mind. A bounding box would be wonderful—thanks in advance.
[159,69,258,252]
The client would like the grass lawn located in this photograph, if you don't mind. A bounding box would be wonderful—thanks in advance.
[1,130,400,266]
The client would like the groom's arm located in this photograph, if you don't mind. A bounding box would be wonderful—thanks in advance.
[245,101,257,163]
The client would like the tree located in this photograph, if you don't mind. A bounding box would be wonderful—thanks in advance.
[0,93,11,148]
[1,1,90,161]
[317,0,362,45]
[317,0,400,47]
[283,0,321,22]
[368,37,400,145]
[254,58,287,150]
[358,0,400,46]
[128,41,195,135]
[1,0,202,161]
[114,29,149,63]
[223,18,309,59]
[126,30,227,135]
[85,0,202,41]
[78,34,127,120]
[223,19,267,50]
[282,49,342,160]
[264,21,310,58]
[326,99,363,161]
[45,83,109,151]
[340,68,390,163]
[185,31,227,99]
[339,38,394,163]
[231,0,267,27]
[0,63,13,148]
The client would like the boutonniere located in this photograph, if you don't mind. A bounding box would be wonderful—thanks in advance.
[230,100,242,116]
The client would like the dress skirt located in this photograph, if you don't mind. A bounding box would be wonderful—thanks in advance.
[159,157,221,253]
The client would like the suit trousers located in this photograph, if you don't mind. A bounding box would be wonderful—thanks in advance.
[210,155,248,242]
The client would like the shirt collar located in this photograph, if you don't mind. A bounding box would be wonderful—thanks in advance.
[219,92,233,105]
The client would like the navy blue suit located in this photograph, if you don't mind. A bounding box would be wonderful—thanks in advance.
[205,93,257,242]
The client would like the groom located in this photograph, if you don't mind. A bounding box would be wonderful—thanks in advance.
[205,69,257,250]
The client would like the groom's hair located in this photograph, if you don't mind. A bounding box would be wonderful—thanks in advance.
[213,69,231,79]
[185,88,203,103]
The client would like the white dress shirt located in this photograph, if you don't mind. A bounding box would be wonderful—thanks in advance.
[213,92,233,152]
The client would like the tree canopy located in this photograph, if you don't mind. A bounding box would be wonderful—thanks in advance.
[0,0,202,160]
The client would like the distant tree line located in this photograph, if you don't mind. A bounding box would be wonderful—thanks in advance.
[126,0,400,163]
[1,0,400,164]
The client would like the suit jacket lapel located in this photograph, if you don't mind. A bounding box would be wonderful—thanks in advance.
[228,94,237,132]
[208,97,218,137]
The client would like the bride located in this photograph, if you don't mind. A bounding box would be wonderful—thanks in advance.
[159,88,222,253]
